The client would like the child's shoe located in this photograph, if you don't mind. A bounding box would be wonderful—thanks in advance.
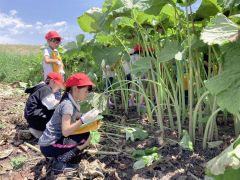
[52,159,78,174]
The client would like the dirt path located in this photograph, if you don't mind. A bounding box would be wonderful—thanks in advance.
[0,83,228,180]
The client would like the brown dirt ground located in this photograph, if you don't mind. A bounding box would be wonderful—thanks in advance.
[0,83,236,180]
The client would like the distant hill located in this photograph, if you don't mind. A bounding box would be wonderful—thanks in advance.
[0,44,41,55]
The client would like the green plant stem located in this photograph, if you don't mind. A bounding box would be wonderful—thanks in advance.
[203,108,221,149]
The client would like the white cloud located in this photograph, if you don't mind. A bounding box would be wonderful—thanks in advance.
[0,10,76,44]
[9,10,18,16]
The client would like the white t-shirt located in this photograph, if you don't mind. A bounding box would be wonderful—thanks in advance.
[102,65,115,78]
[101,60,115,78]
[43,47,54,80]
[42,94,59,110]
[130,53,140,65]
[122,60,130,75]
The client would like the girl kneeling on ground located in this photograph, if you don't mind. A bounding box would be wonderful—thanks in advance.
[38,73,99,173]
[24,72,64,138]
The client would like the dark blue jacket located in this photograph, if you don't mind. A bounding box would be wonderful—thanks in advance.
[24,83,54,131]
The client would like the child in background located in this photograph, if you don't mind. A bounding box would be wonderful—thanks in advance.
[24,72,64,138]
[101,60,115,106]
[129,45,146,108]
[121,59,131,89]
[38,73,99,173]
[43,31,65,99]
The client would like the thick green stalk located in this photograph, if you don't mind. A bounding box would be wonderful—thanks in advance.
[203,108,222,149]
[185,3,194,141]
[192,91,210,144]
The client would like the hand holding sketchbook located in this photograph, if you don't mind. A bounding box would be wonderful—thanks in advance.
[73,109,103,135]
[81,108,100,124]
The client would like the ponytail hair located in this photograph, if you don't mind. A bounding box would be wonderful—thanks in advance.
[60,87,71,102]
[45,77,50,85]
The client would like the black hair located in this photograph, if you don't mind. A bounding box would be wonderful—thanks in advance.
[45,77,50,85]
[60,87,71,102]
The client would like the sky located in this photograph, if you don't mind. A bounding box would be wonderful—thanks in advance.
[0,0,201,45]
[0,0,105,45]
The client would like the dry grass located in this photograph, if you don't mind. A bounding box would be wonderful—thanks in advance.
[0,44,41,55]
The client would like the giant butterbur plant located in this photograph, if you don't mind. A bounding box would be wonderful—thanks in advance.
[62,0,240,162]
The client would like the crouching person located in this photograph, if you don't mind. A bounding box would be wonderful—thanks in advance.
[38,73,99,174]
[24,72,64,138]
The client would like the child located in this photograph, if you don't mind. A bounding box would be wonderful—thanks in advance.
[38,73,99,173]
[101,60,115,106]
[24,72,64,138]
[43,31,64,79]
[129,45,146,108]
[43,31,65,99]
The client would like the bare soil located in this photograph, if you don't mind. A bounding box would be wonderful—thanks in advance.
[0,83,235,180]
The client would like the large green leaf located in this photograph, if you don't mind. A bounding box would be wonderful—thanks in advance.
[200,13,239,45]
[194,0,221,19]
[89,93,107,113]
[80,92,107,113]
[112,17,135,29]
[206,136,240,178]
[92,45,124,66]
[205,42,240,115]
[218,0,240,10]
[102,0,124,13]
[159,4,179,24]
[144,0,177,15]
[131,57,152,76]
[77,8,108,33]
[132,9,157,26]
[105,0,175,16]
[158,40,181,62]
[95,32,115,45]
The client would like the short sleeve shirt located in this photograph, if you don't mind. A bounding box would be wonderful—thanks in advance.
[43,47,54,80]
[38,93,80,147]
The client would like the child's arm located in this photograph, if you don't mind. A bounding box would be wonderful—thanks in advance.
[44,55,62,65]
[43,48,63,65]
[61,114,83,137]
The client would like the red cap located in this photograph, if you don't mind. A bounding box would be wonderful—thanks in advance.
[65,73,95,88]
[45,31,62,40]
[47,72,64,88]
[133,44,143,53]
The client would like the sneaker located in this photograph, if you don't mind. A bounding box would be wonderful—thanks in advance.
[52,159,78,174]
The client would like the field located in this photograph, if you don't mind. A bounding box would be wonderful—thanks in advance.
[1,0,240,179]
[0,81,231,180]
[0,44,42,84]
[0,45,235,179]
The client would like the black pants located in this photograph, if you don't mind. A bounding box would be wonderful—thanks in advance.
[40,132,90,157]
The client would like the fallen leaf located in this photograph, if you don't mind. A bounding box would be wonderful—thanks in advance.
[0,149,13,159]
[208,141,223,149]
[0,161,13,174]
